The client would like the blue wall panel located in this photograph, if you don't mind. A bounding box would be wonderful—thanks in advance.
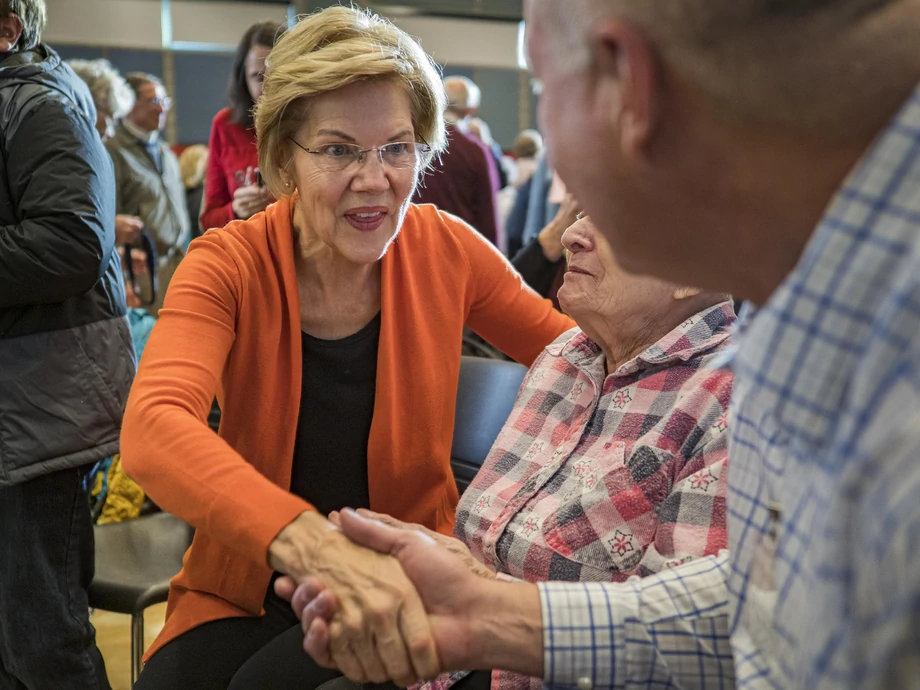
[173,51,235,144]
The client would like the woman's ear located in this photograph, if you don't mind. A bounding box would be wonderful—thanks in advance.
[672,286,701,300]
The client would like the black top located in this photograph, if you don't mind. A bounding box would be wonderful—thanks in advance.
[289,313,381,515]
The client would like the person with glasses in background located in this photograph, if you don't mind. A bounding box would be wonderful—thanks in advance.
[201,20,285,233]
[120,7,573,690]
[106,72,189,315]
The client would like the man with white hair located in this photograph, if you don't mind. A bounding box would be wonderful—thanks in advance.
[289,0,920,687]
[414,74,502,249]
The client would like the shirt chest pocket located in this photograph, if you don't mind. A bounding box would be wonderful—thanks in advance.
[539,442,673,574]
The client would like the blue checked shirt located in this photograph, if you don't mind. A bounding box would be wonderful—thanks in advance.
[537,88,920,689]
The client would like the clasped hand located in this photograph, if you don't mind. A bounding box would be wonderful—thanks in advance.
[274,509,491,685]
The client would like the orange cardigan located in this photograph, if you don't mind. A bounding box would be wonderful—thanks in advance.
[120,197,573,658]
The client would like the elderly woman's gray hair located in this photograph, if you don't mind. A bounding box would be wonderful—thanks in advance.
[68,59,135,119]
[0,0,46,51]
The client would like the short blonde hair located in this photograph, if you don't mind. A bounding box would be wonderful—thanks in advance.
[178,144,209,190]
[254,5,446,199]
[68,58,135,119]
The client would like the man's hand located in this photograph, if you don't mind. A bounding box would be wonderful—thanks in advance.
[279,509,545,681]
[329,509,496,580]
[115,214,144,245]
[231,184,271,220]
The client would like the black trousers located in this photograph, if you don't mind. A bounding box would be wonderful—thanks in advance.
[136,578,493,690]
[0,465,110,690]
[135,575,344,690]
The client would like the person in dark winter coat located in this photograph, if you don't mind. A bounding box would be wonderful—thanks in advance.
[0,1,135,688]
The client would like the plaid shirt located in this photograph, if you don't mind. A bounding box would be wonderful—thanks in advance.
[539,87,920,689]
[452,302,734,690]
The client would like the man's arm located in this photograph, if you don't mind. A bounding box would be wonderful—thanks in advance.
[289,510,735,688]
[0,96,116,308]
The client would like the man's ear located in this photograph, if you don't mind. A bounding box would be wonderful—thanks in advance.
[590,19,660,158]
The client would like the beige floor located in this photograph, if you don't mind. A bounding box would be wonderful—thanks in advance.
[91,602,167,690]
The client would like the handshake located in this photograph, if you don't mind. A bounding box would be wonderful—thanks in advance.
[268,509,544,687]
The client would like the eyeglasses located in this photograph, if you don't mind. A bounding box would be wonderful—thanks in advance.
[288,138,431,173]
[143,96,172,110]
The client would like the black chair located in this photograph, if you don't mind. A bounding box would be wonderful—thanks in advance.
[89,512,194,683]
[451,355,528,494]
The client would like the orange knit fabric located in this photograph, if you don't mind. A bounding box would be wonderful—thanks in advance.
[120,197,573,660]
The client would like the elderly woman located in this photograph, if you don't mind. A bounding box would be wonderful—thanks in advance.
[295,213,735,689]
[68,58,146,250]
[122,7,572,690]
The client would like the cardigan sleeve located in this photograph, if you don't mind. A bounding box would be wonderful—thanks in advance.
[200,115,236,231]
[454,219,574,366]
[119,234,312,565]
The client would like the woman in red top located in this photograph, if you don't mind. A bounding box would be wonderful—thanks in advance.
[200,21,284,232]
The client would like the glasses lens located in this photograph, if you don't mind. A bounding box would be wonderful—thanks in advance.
[382,143,426,169]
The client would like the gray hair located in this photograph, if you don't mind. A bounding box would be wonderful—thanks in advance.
[538,0,904,138]
[0,0,46,51]
[124,72,164,98]
[443,75,481,113]
[68,59,135,119]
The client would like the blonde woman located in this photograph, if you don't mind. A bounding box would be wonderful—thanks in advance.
[122,6,573,689]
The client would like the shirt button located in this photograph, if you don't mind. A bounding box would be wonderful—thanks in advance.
[577,677,593,690]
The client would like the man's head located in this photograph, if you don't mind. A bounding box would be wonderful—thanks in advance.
[525,0,918,301]
[125,72,170,133]
[0,0,45,53]
[443,75,480,122]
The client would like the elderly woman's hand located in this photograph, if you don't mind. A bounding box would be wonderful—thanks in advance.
[330,509,496,580]
[268,511,439,685]
[538,193,580,262]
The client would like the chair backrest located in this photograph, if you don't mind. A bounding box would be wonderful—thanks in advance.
[451,356,527,495]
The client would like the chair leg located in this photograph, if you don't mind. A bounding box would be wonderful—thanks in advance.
[131,610,145,684]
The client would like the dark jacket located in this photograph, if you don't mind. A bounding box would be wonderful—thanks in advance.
[414,124,502,250]
[0,45,135,487]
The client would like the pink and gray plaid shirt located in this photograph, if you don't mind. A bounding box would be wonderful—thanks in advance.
[443,302,735,690]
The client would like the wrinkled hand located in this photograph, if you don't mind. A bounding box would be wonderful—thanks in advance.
[115,214,144,245]
[277,509,490,680]
[329,509,495,580]
[538,193,579,262]
[232,183,271,220]
[268,511,439,686]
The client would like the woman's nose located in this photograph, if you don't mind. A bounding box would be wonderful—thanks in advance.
[562,217,595,254]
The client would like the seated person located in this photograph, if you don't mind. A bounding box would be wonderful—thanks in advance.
[120,6,573,690]
[285,213,736,689]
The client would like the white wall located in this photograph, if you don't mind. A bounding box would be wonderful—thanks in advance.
[43,0,163,50]
[43,0,522,69]
[385,16,520,70]
[171,1,288,46]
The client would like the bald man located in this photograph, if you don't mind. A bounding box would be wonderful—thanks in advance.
[414,75,503,249]
[291,1,920,688]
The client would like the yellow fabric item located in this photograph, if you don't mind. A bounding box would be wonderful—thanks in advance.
[95,454,146,524]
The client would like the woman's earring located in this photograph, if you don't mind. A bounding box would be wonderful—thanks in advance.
[673,287,701,300]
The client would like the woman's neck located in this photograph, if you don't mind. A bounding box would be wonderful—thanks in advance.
[293,208,381,339]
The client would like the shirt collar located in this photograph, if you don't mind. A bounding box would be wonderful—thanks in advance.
[122,117,159,145]
[549,301,736,377]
